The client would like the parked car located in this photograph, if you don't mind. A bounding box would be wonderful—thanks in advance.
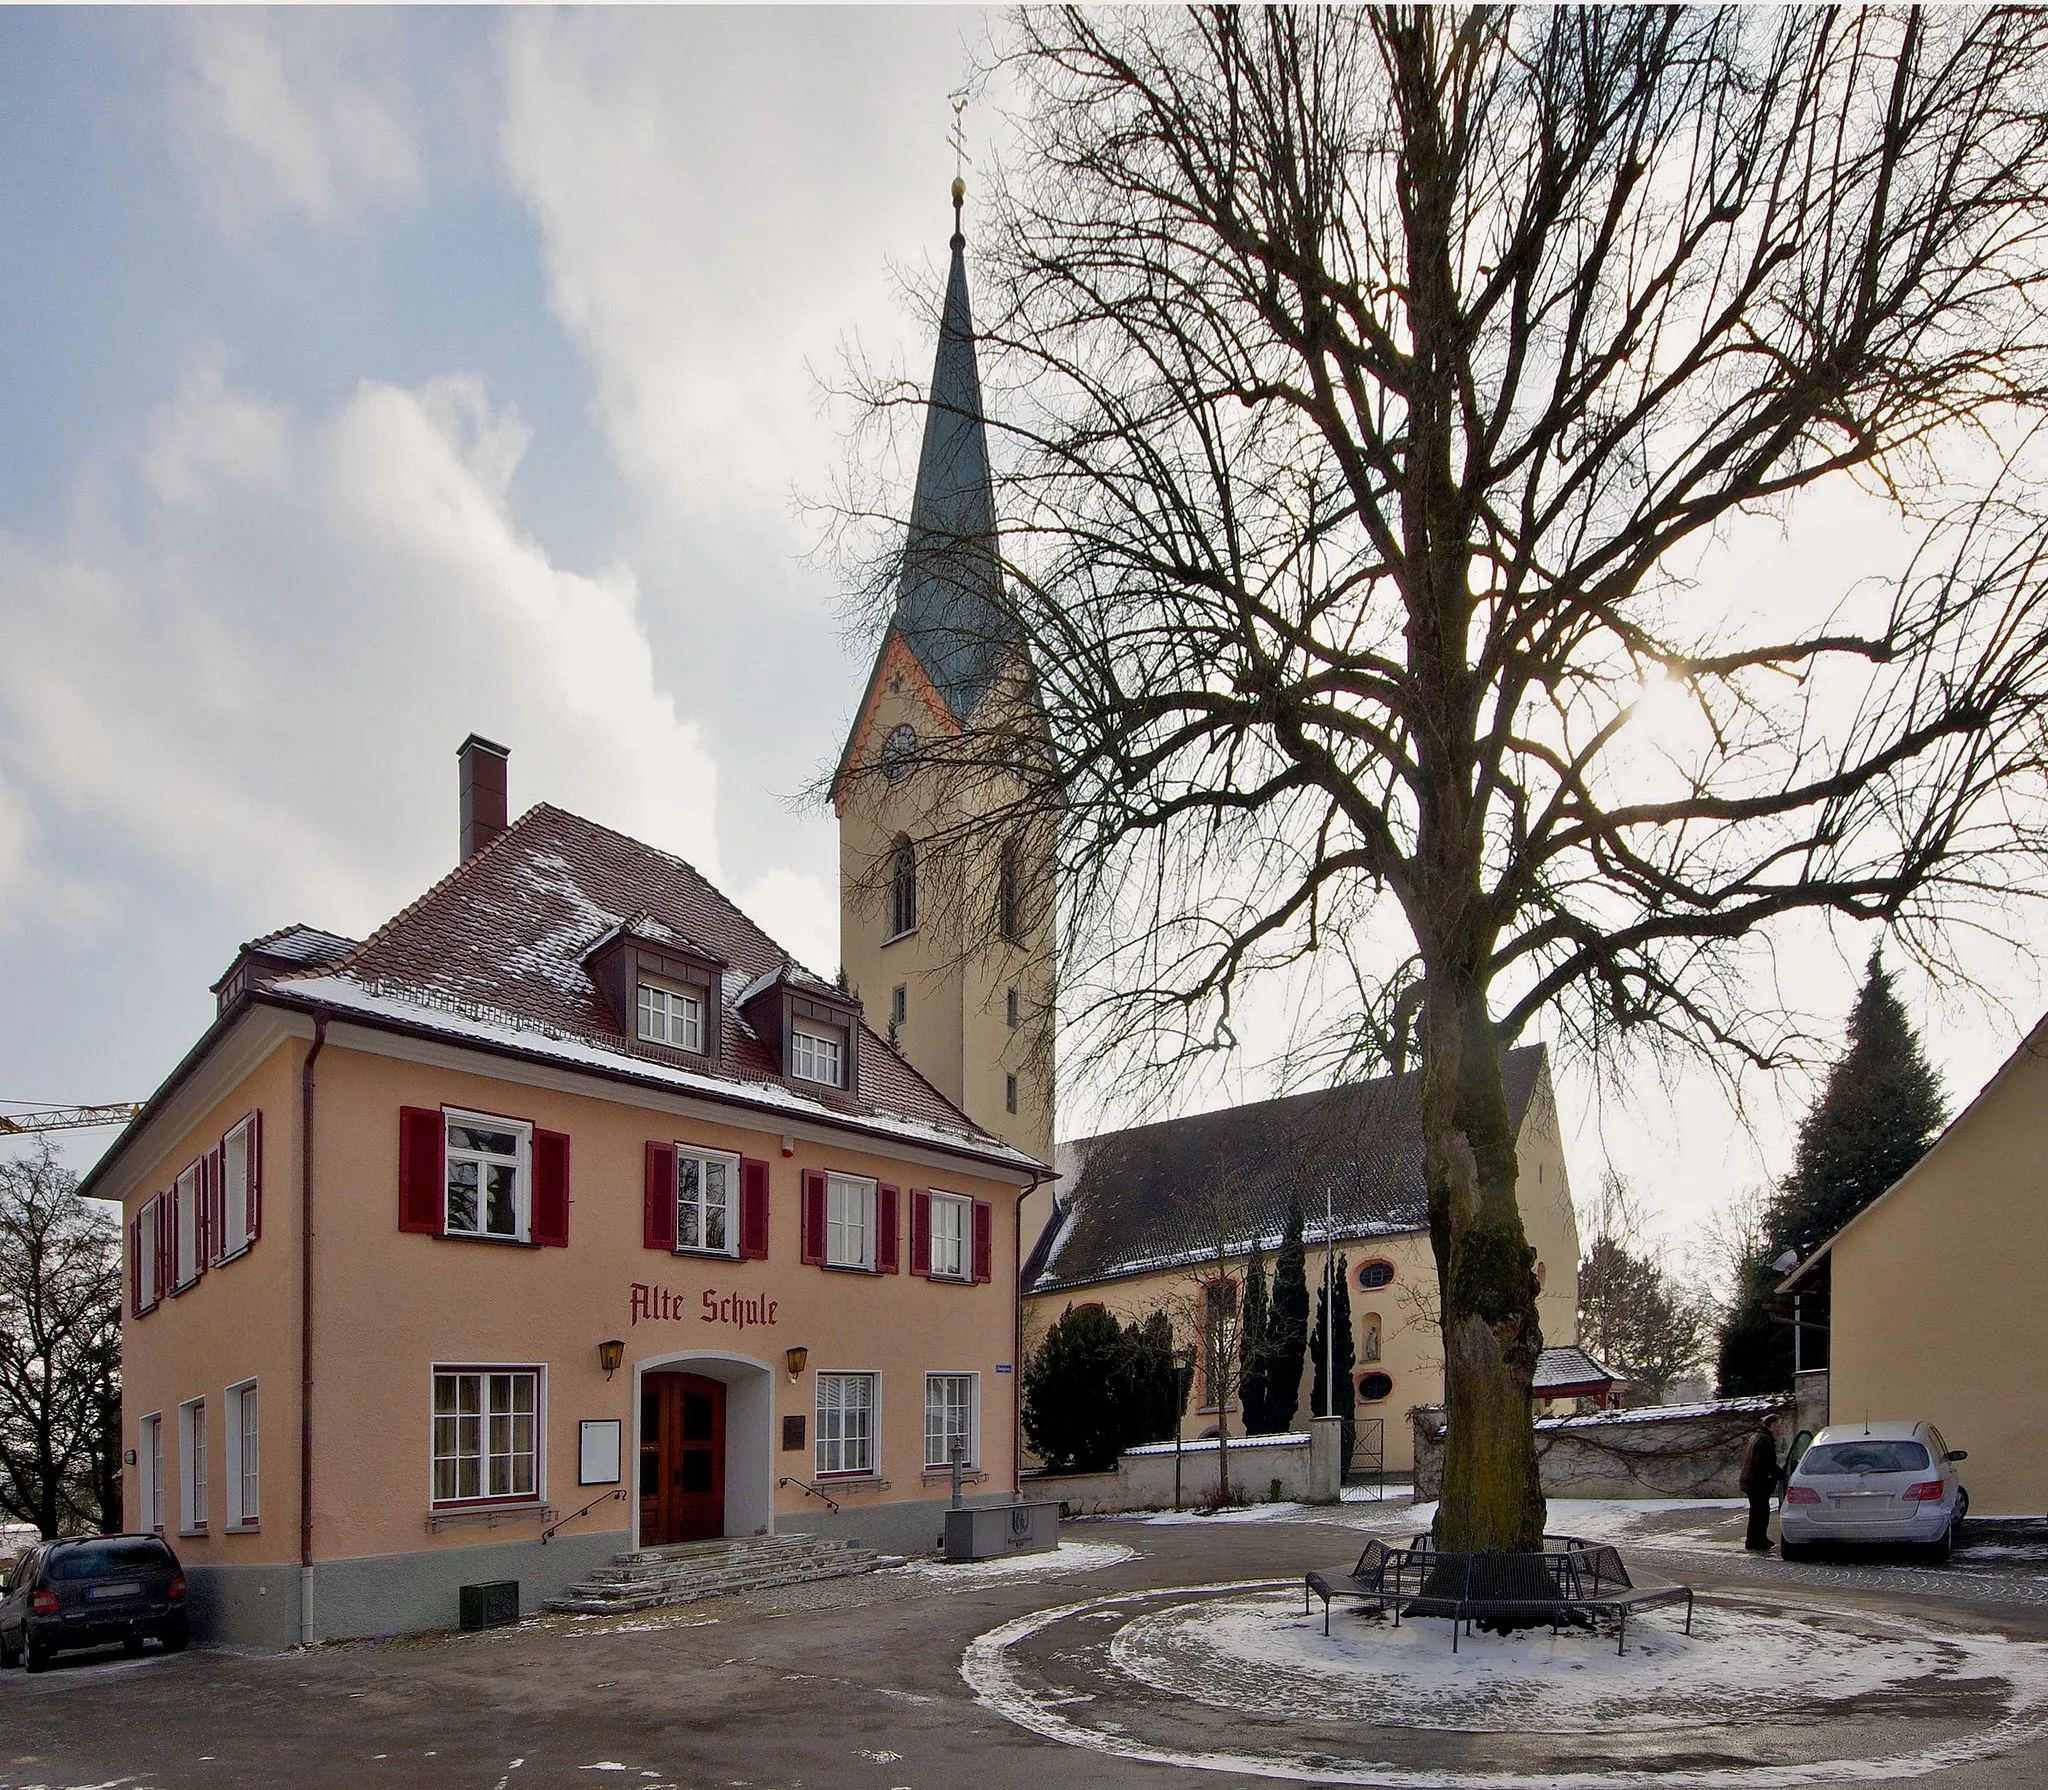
[0,1535,187,1671]
[1780,1420,1969,1562]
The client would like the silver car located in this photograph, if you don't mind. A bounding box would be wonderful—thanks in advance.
[1780,1419,1969,1562]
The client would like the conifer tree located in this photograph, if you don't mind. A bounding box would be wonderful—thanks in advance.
[1310,1254,1357,1471]
[1237,1243,1277,1433]
[1718,953,1944,1394]
[1266,1196,1310,1431]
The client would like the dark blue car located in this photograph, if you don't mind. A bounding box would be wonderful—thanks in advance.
[0,1535,188,1670]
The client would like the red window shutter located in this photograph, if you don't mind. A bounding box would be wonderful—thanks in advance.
[533,1129,570,1247]
[644,1142,677,1252]
[200,1151,219,1272]
[909,1189,932,1277]
[800,1169,827,1266]
[971,1199,994,1284]
[247,1111,263,1243]
[128,1214,142,1318]
[739,1158,770,1260]
[398,1107,447,1235]
[877,1184,900,1274]
[154,1195,170,1298]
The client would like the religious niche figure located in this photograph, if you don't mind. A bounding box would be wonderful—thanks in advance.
[1361,1315,1381,1363]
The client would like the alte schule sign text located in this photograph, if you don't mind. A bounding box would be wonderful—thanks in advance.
[630,1281,779,1333]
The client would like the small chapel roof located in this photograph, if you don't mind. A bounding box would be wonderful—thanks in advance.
[1025,1045,1551,1293]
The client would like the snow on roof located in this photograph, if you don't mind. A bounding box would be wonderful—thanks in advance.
[1536,1395,1785,1432]
[1533,1345,1620,1392]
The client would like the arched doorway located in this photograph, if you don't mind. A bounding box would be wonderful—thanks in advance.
[633,1351,774,1548]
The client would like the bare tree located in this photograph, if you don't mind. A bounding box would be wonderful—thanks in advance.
[837,7,2048,1551]
[0,1144,123,1537]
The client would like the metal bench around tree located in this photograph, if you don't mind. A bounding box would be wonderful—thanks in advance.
[1305,1535,1693,1654]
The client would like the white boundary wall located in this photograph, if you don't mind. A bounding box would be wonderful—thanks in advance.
[1024,1431,1312,1514]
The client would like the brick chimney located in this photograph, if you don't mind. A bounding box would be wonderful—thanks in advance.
[457,735,510,863]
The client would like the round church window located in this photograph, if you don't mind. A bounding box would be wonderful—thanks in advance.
[1357,1258,1395,1291]
[1356,1371,1395,1403]
[881,723,918,783]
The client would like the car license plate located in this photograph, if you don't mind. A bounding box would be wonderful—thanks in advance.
[86,1582,138,1600]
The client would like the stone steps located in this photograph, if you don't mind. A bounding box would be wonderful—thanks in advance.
[546,1534,883,1615]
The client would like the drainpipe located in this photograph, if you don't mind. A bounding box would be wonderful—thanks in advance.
[298,1012,328,1647]
[1013,1173,1046,1505]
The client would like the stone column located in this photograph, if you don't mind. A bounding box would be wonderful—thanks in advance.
[1309,1416,1345,1504]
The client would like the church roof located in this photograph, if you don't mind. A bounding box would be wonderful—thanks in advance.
[1024,1045,1550,1293]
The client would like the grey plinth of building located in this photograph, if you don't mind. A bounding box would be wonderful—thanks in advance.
[943,1500,1060,1562]
[1307,1415,1346,1503]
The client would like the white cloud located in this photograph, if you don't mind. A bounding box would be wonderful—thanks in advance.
[496,9,988,543]
[0,364,720,944]
[173,11,421,229]
[735,865,838,982]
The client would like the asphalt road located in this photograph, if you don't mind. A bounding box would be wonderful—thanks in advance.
[3,1506,2046,1790]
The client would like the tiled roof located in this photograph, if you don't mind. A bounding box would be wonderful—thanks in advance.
[246,923,359,966]
[1026,1045,1549,1293]
[1533,1344,1619,1393]
[259,804,1030,1168]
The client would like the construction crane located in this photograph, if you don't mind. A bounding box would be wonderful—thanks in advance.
[0,1103,142,1136]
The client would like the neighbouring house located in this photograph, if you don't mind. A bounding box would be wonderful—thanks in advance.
[1777,1009,2048,1516]
[1020,1047,1581,1475]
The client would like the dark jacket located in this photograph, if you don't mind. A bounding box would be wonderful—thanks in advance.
[1739,1425,1782,1498]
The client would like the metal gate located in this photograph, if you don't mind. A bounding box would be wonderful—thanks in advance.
[1343,1417,1386,1499]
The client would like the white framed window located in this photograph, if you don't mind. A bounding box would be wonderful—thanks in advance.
[816,1372,877,1477]
[137,1196,162,1310]
[178,1398,207,1533]
[219,1116,255,1260]
[675,1149,739,1256]
[138,1413,163,1532]
[928,1191,971,1281]
[790,1024,845,1088]
[174,1163,200,1289]
[825,1173,876,1270]
[432,1367,542,1506]
[636,979,703,1052]
[443,1111,531,1242]
[225,1380,259,1529]
[924,1373,978,1470]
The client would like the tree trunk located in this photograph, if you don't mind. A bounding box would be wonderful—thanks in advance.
[1425,974,1545,1552]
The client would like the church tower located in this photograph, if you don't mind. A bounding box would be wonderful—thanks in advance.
[834,180,1055,1173]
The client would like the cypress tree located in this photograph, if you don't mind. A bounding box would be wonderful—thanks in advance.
[1238,1243,1277,1433]
[1310,1253,1357,1470]
[1717,952,1944,1395]
[1267,1195,1310,1431]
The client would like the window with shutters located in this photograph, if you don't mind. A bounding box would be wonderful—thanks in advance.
[928,1191,971,1281]
[138,1413,163,1532]
[219,1117,255,1260]
[134,1195,163,1313]
[825,1174,876,1270]
[790,1023,846,1088]
[923,1373,977,1469]
[432,1367,542,1506]
[636,978,704,1051]
[225,1380,259,1529]
[173,1163,201,1291]
[815,1372,877,1477]
[675,1149,739,1256]
[444,1111,530,1242]
[179,1398,207,1533]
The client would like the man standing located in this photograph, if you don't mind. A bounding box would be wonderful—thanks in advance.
[1739,1413,1785,1552]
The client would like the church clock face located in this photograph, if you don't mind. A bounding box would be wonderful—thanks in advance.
[881,723,918,783]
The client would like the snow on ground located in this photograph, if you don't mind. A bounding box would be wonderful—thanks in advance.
[1108,1589,2048,1734]
[898,1540,1139,1583]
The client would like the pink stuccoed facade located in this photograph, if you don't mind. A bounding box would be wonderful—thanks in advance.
[89,790,1044,1646]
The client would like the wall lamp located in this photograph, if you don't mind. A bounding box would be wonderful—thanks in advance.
[598,1339,625,1380]
[784,1346,808,1383]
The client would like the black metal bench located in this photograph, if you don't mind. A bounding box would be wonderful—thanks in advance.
[1305,1534,1692,1654]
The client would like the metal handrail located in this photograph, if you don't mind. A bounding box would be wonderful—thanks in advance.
[777,1475,841,1514]
[539,1486,626,1544]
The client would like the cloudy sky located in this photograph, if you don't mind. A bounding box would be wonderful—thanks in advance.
[4,9,2041,1266]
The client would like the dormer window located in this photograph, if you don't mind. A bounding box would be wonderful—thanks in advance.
[790,1023,846,1088]
[637,979,703,1052]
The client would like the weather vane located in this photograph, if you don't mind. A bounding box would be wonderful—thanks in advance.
[949,89,972,183]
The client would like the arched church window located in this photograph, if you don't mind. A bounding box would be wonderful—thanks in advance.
[889,838,918,939]
[881,724,918,784]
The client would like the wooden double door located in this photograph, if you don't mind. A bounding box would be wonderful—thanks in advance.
[639,1373,726,1545]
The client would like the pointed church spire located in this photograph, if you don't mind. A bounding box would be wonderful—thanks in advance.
[890,176,1017,726]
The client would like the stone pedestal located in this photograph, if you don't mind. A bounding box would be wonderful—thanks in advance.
[1308,1416,1345,1504]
